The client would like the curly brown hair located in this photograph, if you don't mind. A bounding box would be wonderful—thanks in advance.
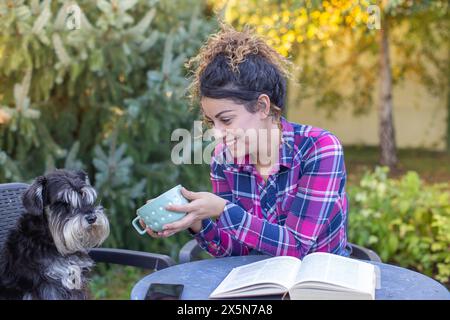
[185,22,294,129]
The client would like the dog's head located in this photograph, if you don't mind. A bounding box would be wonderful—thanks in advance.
[22,169,110,256]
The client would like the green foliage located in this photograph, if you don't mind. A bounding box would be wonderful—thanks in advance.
[89,264,150,300]
[0,0,216,257]
[348,166,450,285]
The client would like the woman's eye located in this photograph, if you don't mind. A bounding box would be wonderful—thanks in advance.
[203,117,232,127]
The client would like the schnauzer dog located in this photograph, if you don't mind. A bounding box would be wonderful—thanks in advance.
[0,169,109,299]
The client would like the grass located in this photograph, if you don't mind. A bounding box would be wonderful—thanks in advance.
[88,146,450,299]
[344,146,450,187]
[89,264,152,300]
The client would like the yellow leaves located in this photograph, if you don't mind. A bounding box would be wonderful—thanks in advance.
[329,11,342,25]
[247,15,259,26]
[262,16,273,26]
[299,7,307,17]
[350,3,365,25]
[266,38,275,47]
[294,13,308,29]
[267,29,278,39]
[224,5,239,22]
[256,25,265,35]
[306,24,317,39]
[281,11,290,23]
[352,4,362,16]
[281,42,292,55]
[238,15,247,26]
[284,31,296,43]
[222,0,377,56]
[311,10,321,19]
[345,15,354,26]
[319,11,331,25]
[281,30,295,43]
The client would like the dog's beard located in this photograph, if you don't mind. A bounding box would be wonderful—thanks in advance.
[46,207,110,256]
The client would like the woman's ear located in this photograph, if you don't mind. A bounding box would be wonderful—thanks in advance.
[257,94,271,119]
[22,176,46,215]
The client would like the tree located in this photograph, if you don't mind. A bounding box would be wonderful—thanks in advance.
[0,0,216,254]
[214,0,449,170]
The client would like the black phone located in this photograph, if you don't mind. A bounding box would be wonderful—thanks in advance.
[144,283,184,300]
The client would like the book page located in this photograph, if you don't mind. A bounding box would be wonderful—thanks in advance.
[213,256,301,294]
[294,252,375,294]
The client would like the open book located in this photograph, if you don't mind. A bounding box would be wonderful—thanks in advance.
[210,252,377,300]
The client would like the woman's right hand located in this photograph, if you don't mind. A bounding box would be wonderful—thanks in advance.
[139,198,165,238]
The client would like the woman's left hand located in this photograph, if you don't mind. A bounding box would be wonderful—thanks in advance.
[159,187,227,237]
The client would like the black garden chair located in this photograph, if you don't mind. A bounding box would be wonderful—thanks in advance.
[0,183,175,275]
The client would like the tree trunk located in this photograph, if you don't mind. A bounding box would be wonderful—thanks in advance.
[447,50,450,153]
[378,18,398,169]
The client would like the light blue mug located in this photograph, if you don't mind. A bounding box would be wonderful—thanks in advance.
[132,184,188,234]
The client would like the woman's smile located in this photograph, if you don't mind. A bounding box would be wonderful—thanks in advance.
[224,136,238,152]
[223,135,249,151]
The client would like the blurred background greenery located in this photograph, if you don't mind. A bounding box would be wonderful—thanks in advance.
[0,0,448,299]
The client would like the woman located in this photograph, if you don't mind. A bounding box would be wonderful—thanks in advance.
[143,24,349,259]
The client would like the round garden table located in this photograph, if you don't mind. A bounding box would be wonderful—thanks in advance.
[131,255,449,300]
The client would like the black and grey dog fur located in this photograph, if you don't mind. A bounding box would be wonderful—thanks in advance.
[0,169,109,299]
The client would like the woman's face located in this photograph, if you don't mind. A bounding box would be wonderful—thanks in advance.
[200,96,272,159]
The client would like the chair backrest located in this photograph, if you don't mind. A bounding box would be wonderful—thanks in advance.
[179,239,382,264]
[348,243,382,262]
[0,183,30,254]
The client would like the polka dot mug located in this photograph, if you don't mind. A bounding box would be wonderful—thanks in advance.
[132,184,188,234]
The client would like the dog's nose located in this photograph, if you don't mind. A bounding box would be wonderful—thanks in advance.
[85,214,97,224]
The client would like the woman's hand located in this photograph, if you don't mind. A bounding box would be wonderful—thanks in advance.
[159,186,227,237]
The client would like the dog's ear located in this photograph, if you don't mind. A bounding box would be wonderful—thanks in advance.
[75,170,90,185]
[22,176,46,215]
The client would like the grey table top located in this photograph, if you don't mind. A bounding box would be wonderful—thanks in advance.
[131,255,450,300]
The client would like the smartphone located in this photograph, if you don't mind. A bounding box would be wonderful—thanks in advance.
[144,283,184,300]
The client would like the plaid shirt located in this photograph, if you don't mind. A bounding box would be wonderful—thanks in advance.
[189,116,349,259]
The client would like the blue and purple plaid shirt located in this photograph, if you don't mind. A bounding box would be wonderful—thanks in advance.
[189,116,349,259]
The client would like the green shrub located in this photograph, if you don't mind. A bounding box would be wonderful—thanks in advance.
[89,264,150,300]
[348,166,450,285]
[0,0,216,256]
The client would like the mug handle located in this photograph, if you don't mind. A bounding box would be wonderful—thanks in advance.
[132,216,147,235]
